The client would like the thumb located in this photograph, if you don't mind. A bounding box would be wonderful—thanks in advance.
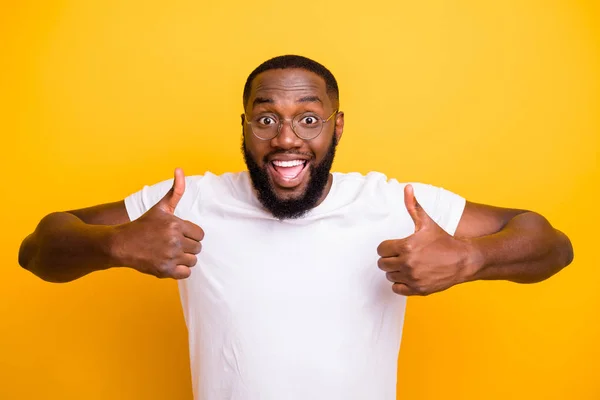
[157,168,186,214]
[404,184,427,231]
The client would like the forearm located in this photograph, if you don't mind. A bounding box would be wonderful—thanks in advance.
[19,212,120,283]
[464,212,573,284]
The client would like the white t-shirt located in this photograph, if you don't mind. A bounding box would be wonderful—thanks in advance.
[124,171,465,400]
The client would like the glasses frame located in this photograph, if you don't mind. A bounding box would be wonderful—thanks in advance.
[244,109,339,141]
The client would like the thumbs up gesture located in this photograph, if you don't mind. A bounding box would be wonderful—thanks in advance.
[376,184,472,296]
[113,168,204,279]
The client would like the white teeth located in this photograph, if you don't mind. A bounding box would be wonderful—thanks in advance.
[272,160,305,167]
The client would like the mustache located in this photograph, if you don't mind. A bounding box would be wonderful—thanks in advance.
[262,150,315,163]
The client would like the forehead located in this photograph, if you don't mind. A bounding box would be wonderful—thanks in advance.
[248,68,330,106]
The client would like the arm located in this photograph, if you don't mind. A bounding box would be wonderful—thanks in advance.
[456,202,573,284]
[18,202,130,283]
[377,185,574,296]
[19,169,203,283]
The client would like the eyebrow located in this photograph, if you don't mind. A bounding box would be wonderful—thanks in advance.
[297,95,322,104]
[252,95,323,108]
[252,97,273,107]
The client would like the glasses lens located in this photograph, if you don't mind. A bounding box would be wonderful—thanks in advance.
[247,113,328,140]
[293,113,323,140]
[249,115,278,140]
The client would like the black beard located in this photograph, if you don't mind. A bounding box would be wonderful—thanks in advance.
[242,135,338,220]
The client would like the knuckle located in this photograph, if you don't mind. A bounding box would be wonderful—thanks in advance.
[402,241,414,253]
[403,257,415,270]
[164,248,177,260]
[405,267,417,281]
[167,236,180,247]
[414,285,428,296]
[156,262,173,278]
[168,221,182,235]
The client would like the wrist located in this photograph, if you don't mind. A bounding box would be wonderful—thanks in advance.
[103,224,128,269]
[460,237,486,283]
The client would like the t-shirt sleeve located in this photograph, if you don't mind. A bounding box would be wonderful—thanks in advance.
[124,176,202,222]
[124,179,175,221]
[410,182,466,236]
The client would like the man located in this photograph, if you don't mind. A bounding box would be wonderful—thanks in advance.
[19,55,573,399]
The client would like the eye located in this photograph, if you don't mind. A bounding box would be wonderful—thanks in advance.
[257,116,277,126]
[299,115,320,126]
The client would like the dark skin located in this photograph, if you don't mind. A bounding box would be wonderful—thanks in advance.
[18,168,202,282]
[377,185,573,295]
[18,68,573,295]
[242,68,344,203]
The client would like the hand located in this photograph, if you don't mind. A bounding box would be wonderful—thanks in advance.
[376,184,473,296]
[112,168,204,279]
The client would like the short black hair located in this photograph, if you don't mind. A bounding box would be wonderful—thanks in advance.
[243,55,339,109]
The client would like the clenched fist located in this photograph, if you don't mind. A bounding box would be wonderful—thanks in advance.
[376,184,473,296]
[112,168,204,279]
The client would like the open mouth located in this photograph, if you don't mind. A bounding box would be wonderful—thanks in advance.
[268,159,309,188]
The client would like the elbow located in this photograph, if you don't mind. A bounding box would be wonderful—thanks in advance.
[18,213,71,283]
[547,229,574,280]
[18,233,36,272]
[18,233,71,284]
[559,230,574,268]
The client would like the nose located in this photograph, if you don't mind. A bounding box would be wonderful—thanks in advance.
[270,119,303,150]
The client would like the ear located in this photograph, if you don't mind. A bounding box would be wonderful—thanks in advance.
[334,111,344,143]
[241,114,248,140]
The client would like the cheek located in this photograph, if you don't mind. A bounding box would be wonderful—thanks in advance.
[245,137,270,165]
[308,137,332,161]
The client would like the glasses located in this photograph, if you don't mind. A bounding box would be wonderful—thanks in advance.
[244,109,338,141]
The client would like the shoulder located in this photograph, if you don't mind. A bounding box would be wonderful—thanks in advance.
[333,171,429,202]
[333,171,397,192]
[335,171,457,198]
[331,171,464,225]
[192,171,251,197]
[185,171,261,212]
[327,171,407,214]
[129,171,249,210]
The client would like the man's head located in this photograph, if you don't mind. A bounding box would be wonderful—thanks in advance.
[241,55,345,220]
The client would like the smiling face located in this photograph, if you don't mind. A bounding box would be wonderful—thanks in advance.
[242,68,344,219]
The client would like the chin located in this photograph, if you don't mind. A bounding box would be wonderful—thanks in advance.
[241,135,337,220]
[270,179,310,201]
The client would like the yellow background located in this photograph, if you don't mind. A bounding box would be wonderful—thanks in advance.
[2,1,598,399]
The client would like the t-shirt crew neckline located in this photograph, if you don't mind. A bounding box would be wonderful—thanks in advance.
[243,172,340,221]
